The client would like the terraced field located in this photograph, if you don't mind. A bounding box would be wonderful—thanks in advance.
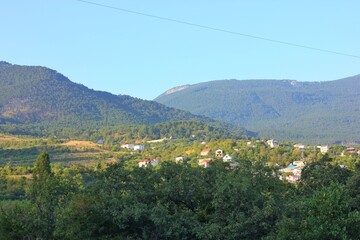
[0,134,120,166]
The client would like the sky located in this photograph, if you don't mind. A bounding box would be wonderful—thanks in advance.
[1,0,359,100]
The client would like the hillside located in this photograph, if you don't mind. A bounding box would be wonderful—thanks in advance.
[0,62,217,133]
[155,75,360,144]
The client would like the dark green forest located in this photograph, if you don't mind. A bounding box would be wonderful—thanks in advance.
[155,76,360,144]
[1,151,360,239]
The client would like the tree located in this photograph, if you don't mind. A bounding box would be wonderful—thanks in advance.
[0,201,36,239]
[299,155,352,195]
[198,165,285,240]
[300,183,360,239]
[29,151,58,239]
[33,151,51,181]
[346,173,360,211]
[272,183,360,240]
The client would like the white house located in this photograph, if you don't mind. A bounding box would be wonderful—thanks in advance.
[222,155,233,162]
[133,145,144,151]
[317,145,329,154]
[138,160,149,168]
[266,139,279,148]
[293,143,306,150]
[175,156,185,163]
[215,149,224,158]
[121,143,134,149]
[151,159,159,166]
[138,159,159,168]
[293,161,305,168]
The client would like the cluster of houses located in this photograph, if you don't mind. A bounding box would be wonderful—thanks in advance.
[278,160,306,183]
[134,139,359,184]
[266,139,330,154]
[137,148,238,168]
[197,149,238,168]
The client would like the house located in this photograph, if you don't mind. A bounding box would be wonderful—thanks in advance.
[347,147,357,154]
[138,159,159,168]
[133,145,144,151]
[220,154,238,168]
[279,163,297,173]
[293,143,306,150]
[279,162,305,183]
[317,145,329,154]
[246,141,255,148]
[97,139,104,145]
[121,143,134,149]
[222,155,233,162]
[279,163,304,174]
[293,161,305,168]
[198,158,213,168]
[215,149,224,158]
[175,156,185,163]
[138,160,150,168]
[151,159,159,166]
[200,149,211,156]
[287,174,300,183]
[266,139,279,148]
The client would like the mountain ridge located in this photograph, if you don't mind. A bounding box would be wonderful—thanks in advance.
[155,75,360,144]
[0,62,215,128]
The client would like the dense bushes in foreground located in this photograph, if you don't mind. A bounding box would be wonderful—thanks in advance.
[0,152,360,239]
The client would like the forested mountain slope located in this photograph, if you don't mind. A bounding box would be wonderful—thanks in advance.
[0,62,209,127]
[155,75,360,143]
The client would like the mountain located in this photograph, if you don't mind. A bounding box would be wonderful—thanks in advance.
[155,76,360,144]
[0,61,214,130]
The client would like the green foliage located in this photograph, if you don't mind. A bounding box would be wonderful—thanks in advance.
[299,155,353,195]
[51,162,286,239]
[346,173,360,211]
[272,183,360,240]
[0,200,37,239]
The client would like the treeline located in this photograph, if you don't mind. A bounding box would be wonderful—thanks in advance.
[1,152,360,239]
[0,120,249,143]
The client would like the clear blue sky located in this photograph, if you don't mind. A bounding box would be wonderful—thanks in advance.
[1,0,359,100]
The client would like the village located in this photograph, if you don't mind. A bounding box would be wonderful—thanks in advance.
[116,137,360,184]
